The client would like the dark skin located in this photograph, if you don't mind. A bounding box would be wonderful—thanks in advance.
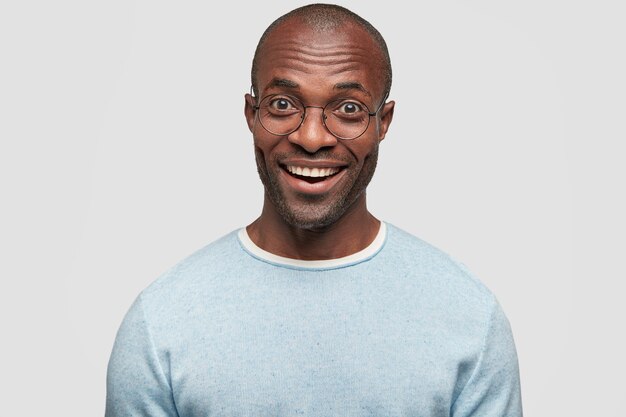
[244,19,395,260]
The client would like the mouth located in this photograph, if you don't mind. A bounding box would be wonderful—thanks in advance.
[283,165,342,183]
[277,161,348,195]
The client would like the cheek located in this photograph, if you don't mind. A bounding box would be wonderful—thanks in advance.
[347,139,379,166]
[252,135,273,162]
[253,136,283,179]
[253,147,273,187]
[253,128,281,152]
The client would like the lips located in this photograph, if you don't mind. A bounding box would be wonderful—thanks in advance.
[279,161,348,194]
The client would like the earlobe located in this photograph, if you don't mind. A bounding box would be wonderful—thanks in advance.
[244,93,257,133]
[378,100,395,141]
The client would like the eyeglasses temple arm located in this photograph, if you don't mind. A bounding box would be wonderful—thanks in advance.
[369,90,390,116]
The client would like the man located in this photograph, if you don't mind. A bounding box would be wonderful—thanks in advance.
[106,4,522,417]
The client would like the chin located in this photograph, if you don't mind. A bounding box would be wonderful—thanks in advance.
[276,201,345,230]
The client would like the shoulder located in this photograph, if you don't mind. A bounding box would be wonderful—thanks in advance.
[381,224,518,375]
[382,223,498,314]
[139,229,244,309]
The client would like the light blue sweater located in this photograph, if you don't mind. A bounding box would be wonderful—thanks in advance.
[106,223,522,416]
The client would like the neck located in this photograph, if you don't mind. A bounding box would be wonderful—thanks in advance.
[246,195,380,260]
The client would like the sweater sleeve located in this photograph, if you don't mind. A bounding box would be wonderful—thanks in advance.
[105,294,179,417]
[451,299,523,417]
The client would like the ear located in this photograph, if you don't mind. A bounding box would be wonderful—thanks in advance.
[377,100,395,142]
[244,93,257,133]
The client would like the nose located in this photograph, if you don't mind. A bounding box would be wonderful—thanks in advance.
[287,107,338,153]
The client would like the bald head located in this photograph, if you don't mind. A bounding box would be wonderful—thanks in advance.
[251,4,392,99]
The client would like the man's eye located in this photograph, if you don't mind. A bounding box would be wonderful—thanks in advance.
[270,98,295,110]
[338,102,362,114]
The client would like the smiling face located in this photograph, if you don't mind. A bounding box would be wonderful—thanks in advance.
[245,19,394,230]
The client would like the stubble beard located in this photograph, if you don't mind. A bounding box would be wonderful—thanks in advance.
[254,146,379,230]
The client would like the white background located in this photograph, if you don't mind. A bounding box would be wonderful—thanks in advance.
[1,0,624,415]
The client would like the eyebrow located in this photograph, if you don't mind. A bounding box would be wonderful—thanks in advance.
[333,81,372,97]
[264,78,300,91]
[263,78,372,98]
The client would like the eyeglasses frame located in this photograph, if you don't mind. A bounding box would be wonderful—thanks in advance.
[251,87,390,140]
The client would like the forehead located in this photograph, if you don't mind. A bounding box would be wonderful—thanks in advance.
[256,20,385,99]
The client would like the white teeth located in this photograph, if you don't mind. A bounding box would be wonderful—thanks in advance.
[286,166,340,178]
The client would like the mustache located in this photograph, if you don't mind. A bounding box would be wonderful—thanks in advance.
[272,150,353,163]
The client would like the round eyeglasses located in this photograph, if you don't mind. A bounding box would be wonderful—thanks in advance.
[252,92,389,140]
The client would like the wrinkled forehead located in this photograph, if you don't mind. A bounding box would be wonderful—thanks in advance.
[255,20,386,99]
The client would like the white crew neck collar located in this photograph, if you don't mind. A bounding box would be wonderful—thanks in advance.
[237,222,387,270]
